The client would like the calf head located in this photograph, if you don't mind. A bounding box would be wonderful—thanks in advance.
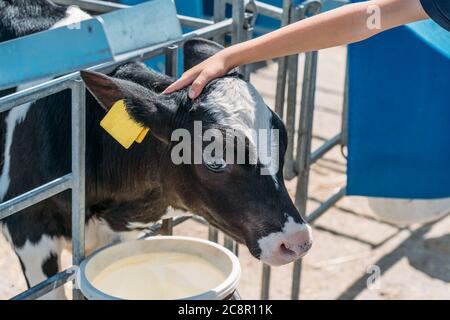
[81,39,312,266]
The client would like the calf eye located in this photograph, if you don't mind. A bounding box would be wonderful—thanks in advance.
[204,158,227,172]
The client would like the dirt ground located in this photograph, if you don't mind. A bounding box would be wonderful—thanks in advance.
[1,46,449,300]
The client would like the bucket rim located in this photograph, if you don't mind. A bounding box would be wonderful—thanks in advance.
[78,236,241,300]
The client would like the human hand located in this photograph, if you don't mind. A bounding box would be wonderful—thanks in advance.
[162,51,233,99]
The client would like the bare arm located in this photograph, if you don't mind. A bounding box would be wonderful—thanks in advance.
[164,0,429,98]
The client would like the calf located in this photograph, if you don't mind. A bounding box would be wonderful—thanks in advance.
[0,0,312,299]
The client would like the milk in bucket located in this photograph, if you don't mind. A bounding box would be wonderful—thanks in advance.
[78,236,241,300]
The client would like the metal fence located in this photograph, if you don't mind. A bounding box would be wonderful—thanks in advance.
[0,0,347,300]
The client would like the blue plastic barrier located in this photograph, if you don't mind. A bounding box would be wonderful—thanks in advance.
[347,18,450,199]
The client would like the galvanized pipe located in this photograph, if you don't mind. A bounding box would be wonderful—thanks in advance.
[309,133,342,165]
[71,80,86,300]
[253,1,283,19]
[0,81,71,113]
[0,175,72,220]
[213,0,227,45]
[160,45,179,236]
[291,49,319,301]
[260,264,271,300]
[273,0,293,119]
[139,216,192,239]
[307,187,346,224]
[53,0,127,12]
[208,226,219,242]
[283,6,304,181]
[11,267,77,300]
[341,60,349,147]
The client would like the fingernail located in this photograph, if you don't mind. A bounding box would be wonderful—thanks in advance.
[188,88,196,99]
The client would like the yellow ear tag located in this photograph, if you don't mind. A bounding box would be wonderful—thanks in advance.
[100,100,149,149]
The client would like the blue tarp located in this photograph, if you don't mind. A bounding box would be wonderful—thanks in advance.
[346,20,450,199]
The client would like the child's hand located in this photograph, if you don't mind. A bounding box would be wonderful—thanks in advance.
[163,51,232,99]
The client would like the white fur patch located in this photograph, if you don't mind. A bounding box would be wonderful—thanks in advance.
[15,234,66,299]
[257,216,312,266]
[126,221,155,230]
[0,102,32,201]
[84,218,120,255]
[202,78,280,181]
[160,206,192,219]
[204,78,272,145]
[51,6,91,29]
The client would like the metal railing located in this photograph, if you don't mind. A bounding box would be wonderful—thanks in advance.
[1,0,348,300]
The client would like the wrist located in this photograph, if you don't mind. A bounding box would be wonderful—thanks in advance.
[221,45,243,71]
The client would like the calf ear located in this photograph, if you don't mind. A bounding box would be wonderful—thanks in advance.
[183,38,224,70]
[80,70,127,111]
[80,70,177,143]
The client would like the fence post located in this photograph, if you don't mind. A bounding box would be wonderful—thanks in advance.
[161,45,179,236]
[273,0,293,118]
[213,0,227,45]
[71,79,86,300]
[283,5,305,181]
[291,48,319,301]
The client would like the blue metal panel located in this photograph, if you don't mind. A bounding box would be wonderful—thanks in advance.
[101,0,182,56]
[0,18,112,90]
[0,0,182,90]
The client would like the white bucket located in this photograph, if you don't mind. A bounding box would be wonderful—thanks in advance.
[77,236,241,300]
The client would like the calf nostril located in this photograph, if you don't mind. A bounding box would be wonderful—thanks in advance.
[280,243,296,256]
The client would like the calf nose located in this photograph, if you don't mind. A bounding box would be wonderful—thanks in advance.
[258,218,313,266]
[279,227,313,258]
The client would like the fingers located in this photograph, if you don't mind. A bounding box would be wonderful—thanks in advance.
[162,71,198,95]
[162,70,212,100]
[188,72,211,99]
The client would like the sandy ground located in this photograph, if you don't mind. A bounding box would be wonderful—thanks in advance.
[1,46,449,300]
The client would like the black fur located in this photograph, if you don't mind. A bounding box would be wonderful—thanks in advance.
[0,0,67,42]
[41,252,58,278]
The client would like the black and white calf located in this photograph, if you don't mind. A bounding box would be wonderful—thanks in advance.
[0,0,312,299]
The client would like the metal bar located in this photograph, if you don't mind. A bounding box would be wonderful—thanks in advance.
[291,260,303,299]
[0,81,71,113]
[273,0,292,118]
[160,45,179,236]
[161,219,174,236]
[260,264,271,299]
[213,0,227,44]
[283,5,302,180]
[254,0,283,19]
[0,175,72,221]
[291,49,319,300]
[71,80,86,300]
[181,18,233,43]
[53,0,127,12]
[307,187,346,224]
[208,226,219,242]
[178,15,215,29]
[232,0,245,46]
[11,267,77,300]
[341,59,349,147]
[309,133,342,165]
[165,45,179,77]
[224,235,235,252]
[54,0,215,28]
[139,216,192,239]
